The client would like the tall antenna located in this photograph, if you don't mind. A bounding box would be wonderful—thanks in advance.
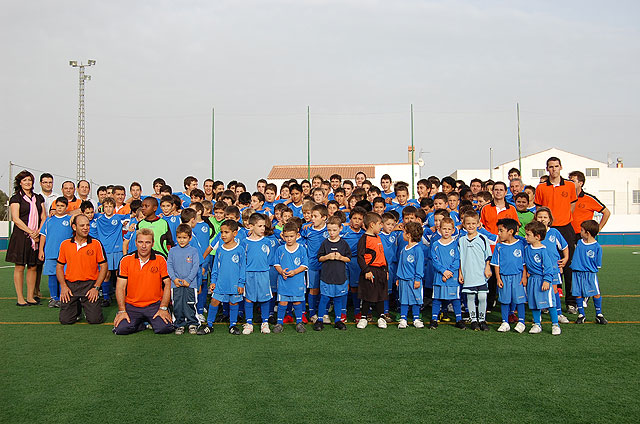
[69,59,96,181]
[517,102,522,171]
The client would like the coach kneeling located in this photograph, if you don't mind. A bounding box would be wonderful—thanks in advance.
[113,228,174,335]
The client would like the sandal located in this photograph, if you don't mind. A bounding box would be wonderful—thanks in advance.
[16,302,29,307]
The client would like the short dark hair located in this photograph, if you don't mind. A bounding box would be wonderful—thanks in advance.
[546,156,562,167]
[130,181,142,190]
[289,183,302,193]
[508,167,521,176]
[311,204,328,217]
[176,223,192,237]
[238,192,252,206]
[221,219,239,232]
[568,170,586,186]
[39,173,53,182]
[514,192,530,202]
[180,208,197,223]
[330,174,342,182]
[130,199,143,213]
[433,193,448,203]
[381,212,397,223]
[497,218,519,235]
[404,222,423,243]
[372,196,386,207]
[224,205,241,219]
[283,221,299,234]
[581,220,600,237]
[525,220,547,240]
[153,178,166,187]
[55,196,68,206]
[434,209,449,219]
[160,195,174,205]
[363,212,381,228]
[160,185,172,194]
[441,176,456,188]
[80,200,94,212]
[248,213,267,226]
[349,206,367,220]
[190,189,205,199]
[402,205,418,218]
[183,176,198,189]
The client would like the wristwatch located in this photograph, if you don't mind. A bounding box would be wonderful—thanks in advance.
[159,306,168,311]
[93,286,101,291]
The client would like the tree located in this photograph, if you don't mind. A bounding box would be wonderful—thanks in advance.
[0,189,8,221]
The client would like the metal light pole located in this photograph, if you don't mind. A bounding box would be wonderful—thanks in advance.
[69,59,96,181]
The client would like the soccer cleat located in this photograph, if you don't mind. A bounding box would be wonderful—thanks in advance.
[470,321,480,331]
[260,322,271,334]
[497,322,511,332]
[552,324,562,336]
[479,321,490,332]
[242,323,254,335]
[440,312,451,322]
[334,321,347,330]
[454,320,466,330]
[229,325,241,335]
[567,305,579,315]
[413,319,425,329]
[354,312,362,322]
[48,298,58,308]
[428,320,438,330]
[557,314,570,324]
[188,325,198,335]
[295,322,306,333]
[558,287,564,297]
[575,315,586,324]
[313,320,324,331]
[398,319,408,329]
[174,326,185,335]
[340,313,347,323]
[514,322,526,333]
[267,315,277,325]
[301,314,309,324]
[377,317,387,329]
[310,314,318,323]
[541,308,549,314]
[196,324,213,335]
[283,315,294,324]
[273,323,284,333]
[595,314,608,325]
[196,313,206,323]
[382,314,394,324]
[322,315,331,324]
[529,324,542,334]
[356,318,368,329]
[508,313,518,323]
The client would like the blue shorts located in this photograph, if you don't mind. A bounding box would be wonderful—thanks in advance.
[432,283,460,300]
[212,292,243,304]
[244,271,273,302]
[526,274,555,310]
[106,251,123,271]
[347,260,361,288]
[572,271,600,297]
[498,274,527,305]
[278,294,305,303]
[462,283,489,294]
[43,258,58,276]
[398,279,423,305]
[320,281,348,298]
[269,267,279,292]
[307,268,321,290]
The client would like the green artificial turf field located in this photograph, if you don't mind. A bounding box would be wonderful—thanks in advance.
[1,247,639,423]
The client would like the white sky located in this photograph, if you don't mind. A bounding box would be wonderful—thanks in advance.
[1,0,638,195]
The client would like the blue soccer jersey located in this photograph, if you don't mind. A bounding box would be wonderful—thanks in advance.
[193,221,212,255]
[274,244,308,297]
[244,237,272,272]
[458,233,493,287]
[397,244,425,282]
[381,191,396,201]
[40,215,73,260]
[88,217,99,239]
[211,243,246,294]
[341,226,363,258]
[490,240,526,275]
[541,227,568,275]
[95,213,127,254]
[572,240,602,272]
[379,231,399,267]
[431,238,460,285]
[301,223,329,271]
[163,215,181,246]
[523,245,554,282]
[289,202,304,219]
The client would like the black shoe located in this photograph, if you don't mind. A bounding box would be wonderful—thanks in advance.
[576,315,586,324]
[296,322,306,333]
[196,324,213,335]
[313,321,324,331]
[101,299,111,307]
[229,325,241,335]
[462,311,470,320]
[595,315,608,325]
[34,296,41,303]
[455,320,466,330]
[428,320,438,330]
[334,321,347,331]
[470,321,480,331]
[268,315,277,325]
[26,300,40,306]
[273,323,284,333]
[16,302,29,307]
[479,321,490,331]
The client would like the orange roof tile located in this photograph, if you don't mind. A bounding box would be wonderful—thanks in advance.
[268,164,376,180]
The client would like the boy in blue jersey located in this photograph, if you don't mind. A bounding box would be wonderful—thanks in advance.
[573,220,607,325]
[492,218,528,333]
[301,204,329,322]
[535,207,570,324]
[380,212,400,320]
[180,208,207,322]
[273,221,309,333]
[123,200,144,254]
[242,213,275,335]
[167,224,201,334]
[197,220,245,335]
[250,192,273,217]
[95,197,128,307]
[38,197,72,308]
[426,194,448,229]
[458,211,493,331]
[286,183,305,218]
[447,192,461,225]
[341,206,367,322]
[391,185,412,220]
[263,184,278,214]
[80,200,99,239]
[313,216,351,331]
[160,195,181,242]
[429,217,465,330]
[396,222,425,329]
[380,174,395,203]
[523,221,561,335]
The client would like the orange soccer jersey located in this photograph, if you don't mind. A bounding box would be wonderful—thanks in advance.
[571,191,606,233]
[118,251,170,307]
[57,237,107,282]
[534,178,577,227]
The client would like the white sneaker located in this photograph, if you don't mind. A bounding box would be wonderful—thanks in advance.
[242,323,254,335]
[497,322,511,332]
[310,314,319,323]
[377,317,387,329]
[322,314,331,324]
[529,324,542,334]
[196,313,206,323]
[413,319,424,329]
[557,314,570,324]
[552,324,562,336]
[398,319,408,329]
[356,318,368,329]
[260,322,271,334]
[188,325,198,335]
[514,322,526,333]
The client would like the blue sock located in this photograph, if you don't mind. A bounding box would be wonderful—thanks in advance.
[197,280,207,314]
[510,302,516,314]
[340,294,348,318]
[384,299,389,314]
[516,303,525,323]
[245,301,253,325]
[308,293,318,317]
[207,304,218,327]
[555,291,562,316]
[594,296,602,315]
[318,295,330,318]
[101,279,111,301]
[229,303,239,327]
[260,301,270,323]
[501,303,510,322]
[333,296,343,323]
[532,309,541,325]
[576,297,585,316]
[452,299,462,321]
[549,305,559,325]
[269,297,276,317]
[277,303,286,324]
[431,299,441,321]
[293,302,303,323]
[351,291,360,315]
[412,305,421,321]
[400,304,408,321]
[47,275,59,301]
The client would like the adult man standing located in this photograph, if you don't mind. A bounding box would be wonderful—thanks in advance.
[38,173,60,215]
[113,228,174,335]
[51,181,82,214]
[57,214,108,324]
[77,180,96,209]
[203,178,215,201]
[568,170,611,239]
[534,156,579,314]
[506,178,524,205]
[480,182,519,235]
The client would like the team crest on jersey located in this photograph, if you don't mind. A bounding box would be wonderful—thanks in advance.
[151,266,159,273]
[407,254,415,263]
[186,256,193,264]
[389,235,396,243]
[261,244,270,254]
[91,222,97,228]
[549,235,556,243]
[62,221,69,226]
[449,249,455,257]
[534,254,541,264]
[513,249,522,258]
[111,219,118,225]
[232,254,240,263]
[86,249,94,256]
[201,226,208,233]
[270,240,276,247]
[171,217,177,223]
[294,257,301,266]
[323,232,329,239]
[587,250,595,258]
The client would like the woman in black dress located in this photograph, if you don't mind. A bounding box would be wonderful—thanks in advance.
[6,170,47,306]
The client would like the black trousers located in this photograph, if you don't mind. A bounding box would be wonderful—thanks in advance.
[553,223,577,308]
[59,280,104,325]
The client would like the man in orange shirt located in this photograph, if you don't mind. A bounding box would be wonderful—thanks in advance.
[480,182,519,235]
[568,170,611,238]
[57,214,108,325]
[113,228,173,335]
[51,181,82,215]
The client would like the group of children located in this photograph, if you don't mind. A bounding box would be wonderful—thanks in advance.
[38,172,607,336]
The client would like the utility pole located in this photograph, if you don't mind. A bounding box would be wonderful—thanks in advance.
[69,60,96,181]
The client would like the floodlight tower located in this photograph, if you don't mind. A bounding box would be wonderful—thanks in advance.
[69,59,96,181]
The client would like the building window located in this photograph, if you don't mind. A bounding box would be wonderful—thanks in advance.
[586,168,599,177]
[633,190,640,204]
[532,169,545,178]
